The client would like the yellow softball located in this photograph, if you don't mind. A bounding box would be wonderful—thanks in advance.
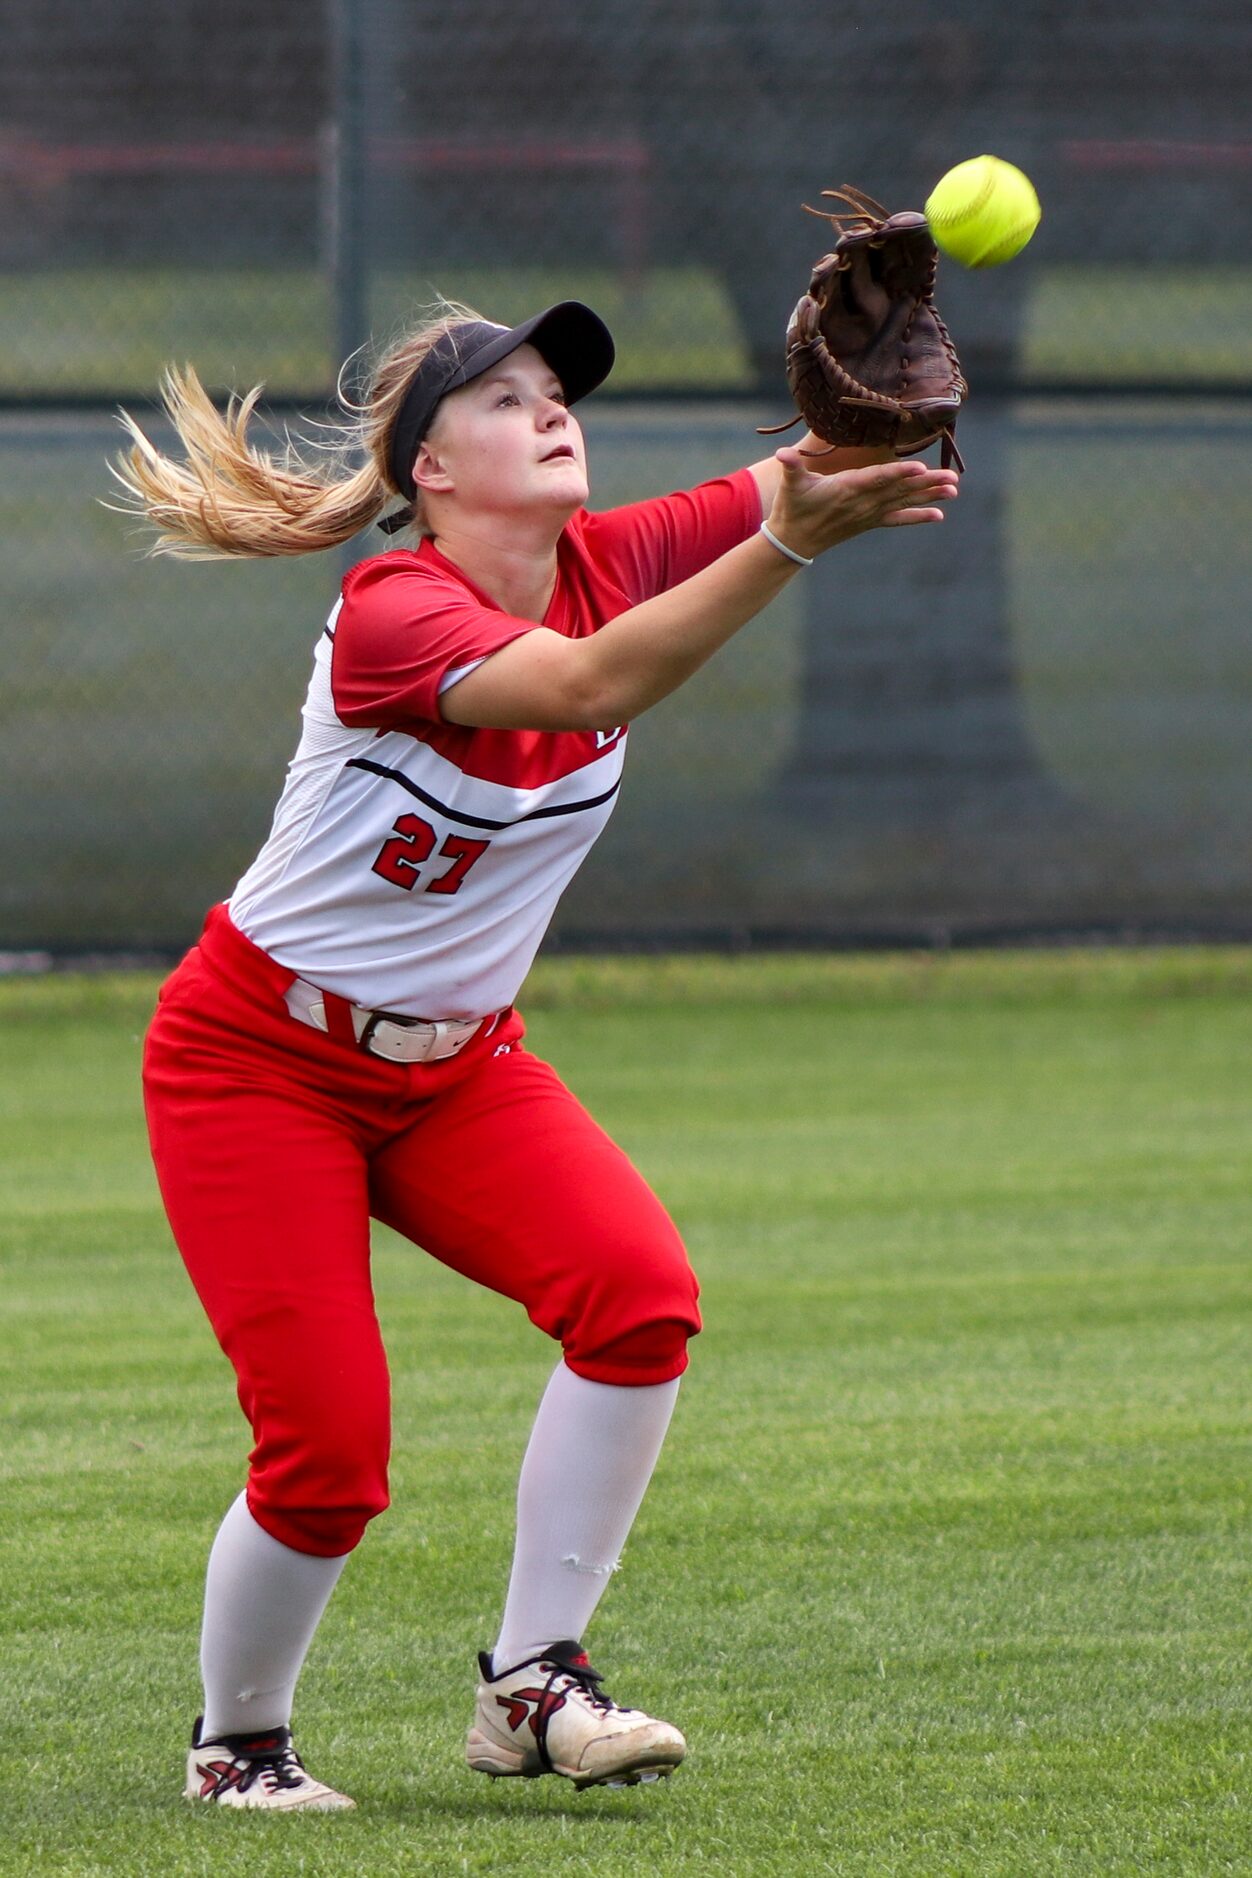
[924,156,1041,268]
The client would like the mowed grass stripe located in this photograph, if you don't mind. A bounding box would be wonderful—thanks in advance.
[0,952,1248,1875]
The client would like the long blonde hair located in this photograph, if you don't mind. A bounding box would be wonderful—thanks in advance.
[108,302,483,560]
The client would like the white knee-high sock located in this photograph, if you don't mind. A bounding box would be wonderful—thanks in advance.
[492,1363,681,1672]
[199,1491,348,1737]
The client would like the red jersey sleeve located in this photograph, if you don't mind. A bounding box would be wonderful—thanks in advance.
[573,467,762,605]
[331,550,535,729]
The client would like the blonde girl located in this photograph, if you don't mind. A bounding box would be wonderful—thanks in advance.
[117,300,957,1808]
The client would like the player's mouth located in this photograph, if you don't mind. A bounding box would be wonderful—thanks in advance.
[540,443,577,462]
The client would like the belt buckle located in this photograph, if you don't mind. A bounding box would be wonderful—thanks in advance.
[358,1009,435,1063]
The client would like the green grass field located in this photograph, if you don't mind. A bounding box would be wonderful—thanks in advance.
[1,951,1249,1876]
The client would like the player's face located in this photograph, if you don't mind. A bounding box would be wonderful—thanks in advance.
[415,346,589,523]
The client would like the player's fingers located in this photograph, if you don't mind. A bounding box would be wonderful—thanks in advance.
[898,482,958,505]
[879,505,948,526]
[899,468,959,492]
[882,474,958,506]
[836,459,928,493]
[844,461,958,500]
[882,481,957,513]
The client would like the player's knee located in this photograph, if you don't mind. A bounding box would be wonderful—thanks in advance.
[239,1372,392,1555]
[247,1432,391,1554]
[567,1313,698,1385]
[561,1239,702,1385]
[248,1476,389,1556]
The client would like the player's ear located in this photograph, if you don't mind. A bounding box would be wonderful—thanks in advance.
[413,440,454,496]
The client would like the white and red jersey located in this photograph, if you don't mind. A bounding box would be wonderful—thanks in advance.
[228,470,761,1018]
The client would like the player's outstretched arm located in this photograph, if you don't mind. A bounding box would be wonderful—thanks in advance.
[443,451,957,732]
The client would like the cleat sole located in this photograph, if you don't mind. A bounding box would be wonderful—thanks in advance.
[578,1762,677,1792]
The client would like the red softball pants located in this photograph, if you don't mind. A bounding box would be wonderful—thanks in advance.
[142,906,700,1557]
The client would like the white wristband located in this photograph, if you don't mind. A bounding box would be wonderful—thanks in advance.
[759,520,814,567]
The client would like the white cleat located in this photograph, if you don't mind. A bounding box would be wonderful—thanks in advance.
[466,1640,686,1791]
[185,1717,355,1810]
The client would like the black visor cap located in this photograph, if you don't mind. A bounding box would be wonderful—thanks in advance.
[387,302,615,501]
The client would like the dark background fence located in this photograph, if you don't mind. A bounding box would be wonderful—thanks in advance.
[3,1,1251,952]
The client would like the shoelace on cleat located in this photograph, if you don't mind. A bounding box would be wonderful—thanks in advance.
[554,1659,613,1710]
[528,1652,618,1771]
[197,1736,309,1798]
[234,1745,308,1794]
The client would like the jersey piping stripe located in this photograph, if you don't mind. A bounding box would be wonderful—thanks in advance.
[345,756,621,831]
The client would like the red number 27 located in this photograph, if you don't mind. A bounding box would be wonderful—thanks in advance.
[370,812,490,895]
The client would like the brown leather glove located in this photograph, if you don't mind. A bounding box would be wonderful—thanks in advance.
[763,186,967,471]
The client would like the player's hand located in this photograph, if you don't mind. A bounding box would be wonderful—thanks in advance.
[765,446,958,559]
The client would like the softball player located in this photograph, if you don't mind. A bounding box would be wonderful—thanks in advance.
[116,300,956,1809]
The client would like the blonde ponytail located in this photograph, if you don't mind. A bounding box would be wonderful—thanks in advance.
[109,301,485,561]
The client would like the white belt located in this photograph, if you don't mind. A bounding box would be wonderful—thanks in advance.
[283,976,493,1064]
